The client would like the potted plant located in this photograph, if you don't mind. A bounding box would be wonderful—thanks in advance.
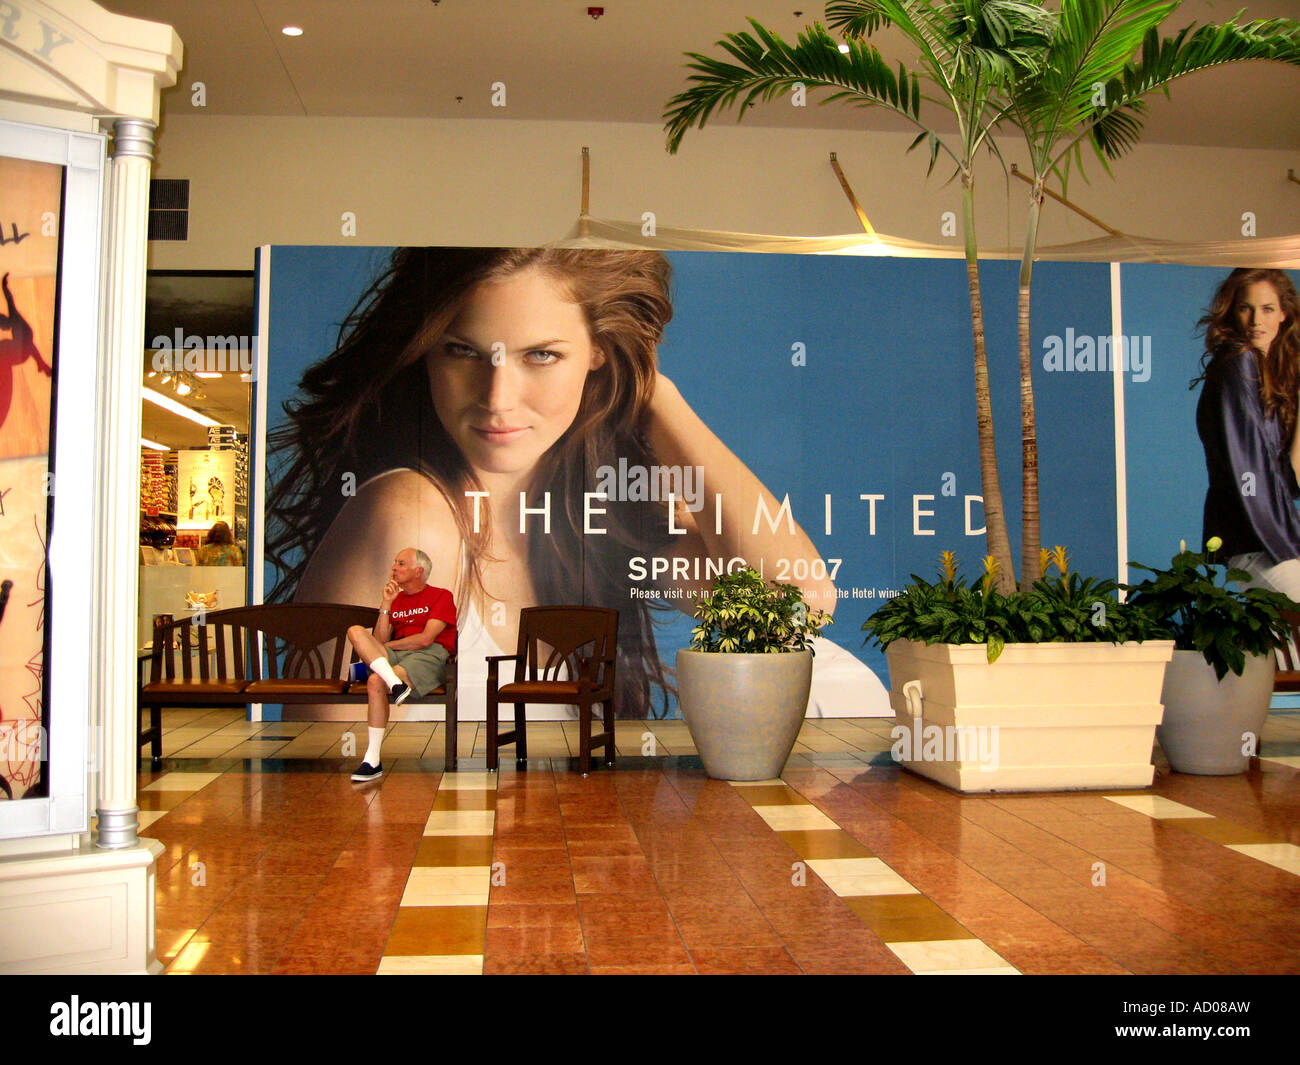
[862,548,1174,792]
[1126,539,1294,775]
[677,566,831,780]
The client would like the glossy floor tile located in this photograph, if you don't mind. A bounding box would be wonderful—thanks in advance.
[139,708,1300,975]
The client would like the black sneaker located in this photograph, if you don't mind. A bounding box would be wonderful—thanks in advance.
[350,761,383,782]
[391,681,412,706]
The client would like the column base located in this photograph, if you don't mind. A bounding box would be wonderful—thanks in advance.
[0,838,163,974]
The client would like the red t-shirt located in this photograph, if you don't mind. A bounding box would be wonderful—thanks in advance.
[389,585,457,652]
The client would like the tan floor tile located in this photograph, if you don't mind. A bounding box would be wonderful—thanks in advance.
[808,857,918,897]
[424,810,496,836]
[1102,795,1212,819]
[751,804,839,832]
[887,938,1014,973]
[400,866,493,906]
[439,771,498,791]
[377,954,483,974]
[1228,842,1300,875]
[144,772,224,792]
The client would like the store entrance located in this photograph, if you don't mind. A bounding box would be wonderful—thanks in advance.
[138,271,254,648]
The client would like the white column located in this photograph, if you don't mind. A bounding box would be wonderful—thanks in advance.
[95,118,154,850]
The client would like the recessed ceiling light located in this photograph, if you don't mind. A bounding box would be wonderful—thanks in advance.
[143,387,221,428]
[282,26,304,37]
[141,437,170,451]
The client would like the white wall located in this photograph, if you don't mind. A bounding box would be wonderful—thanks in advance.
[149,114,1300,270]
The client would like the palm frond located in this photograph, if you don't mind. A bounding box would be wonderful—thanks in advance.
[1089,17,1300,160]
[663,18,929,153]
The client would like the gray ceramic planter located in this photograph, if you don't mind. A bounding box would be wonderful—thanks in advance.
[676,649,813,781]
[1158,649,1274,774]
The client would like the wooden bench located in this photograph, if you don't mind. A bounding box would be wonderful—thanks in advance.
[138,603,459,769]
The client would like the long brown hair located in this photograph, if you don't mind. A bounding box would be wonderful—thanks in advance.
[267,248,677,716]
[1199,268,1300,437]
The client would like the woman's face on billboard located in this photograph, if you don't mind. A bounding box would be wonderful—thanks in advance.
[1235,280,1287,355]
[426,266,605,479]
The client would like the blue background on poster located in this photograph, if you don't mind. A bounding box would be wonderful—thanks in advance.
[262,246,1119,713]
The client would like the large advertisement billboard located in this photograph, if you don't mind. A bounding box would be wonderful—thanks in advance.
[260,246,1209,722]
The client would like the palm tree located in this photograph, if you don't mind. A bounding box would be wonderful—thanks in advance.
[999,1,1300,584]
[665,0,1056,593]
[667,1,1300,592]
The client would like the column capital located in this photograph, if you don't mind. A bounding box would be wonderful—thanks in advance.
[111,118,156,161]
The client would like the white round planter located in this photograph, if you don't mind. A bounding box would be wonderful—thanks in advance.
[1157,649,1275,775]
[676,649,813,781]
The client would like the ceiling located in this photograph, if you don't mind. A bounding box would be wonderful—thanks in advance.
[100,0,1300,148]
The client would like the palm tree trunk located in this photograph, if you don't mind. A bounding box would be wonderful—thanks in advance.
[964,172,1016,593]
[1018,182,1044,588]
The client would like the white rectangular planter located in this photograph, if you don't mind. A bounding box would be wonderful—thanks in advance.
[885,639,1175,793]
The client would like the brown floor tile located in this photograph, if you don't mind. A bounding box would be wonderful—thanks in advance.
[432,790,498,811]
[414,835,497,866]
[580,908,679,940]
[675,921,783,950]
[1162,817,1278,846]
[776,829,875,860]
[584,935,692,968]
[733,785,809,807]
[576,892,673,917]
[384,905,488,956]
[570,855,658,894]
[690,945,801,975]
[588,964,698,975]
[485,924,586,955]
[483,952,589,975]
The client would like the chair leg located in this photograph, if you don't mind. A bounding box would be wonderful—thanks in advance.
[444,698,458,771]
[149,705,162,767]
[486,689,499,771]
[578,700,592,775]
[603,700,614,767]
[514,702,528,763]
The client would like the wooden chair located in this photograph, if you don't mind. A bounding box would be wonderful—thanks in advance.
[485,606,618,774]
[1274,609,1300,691]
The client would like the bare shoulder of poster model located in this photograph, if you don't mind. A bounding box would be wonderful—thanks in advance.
[645,374,837,616]
[295,469,460,607]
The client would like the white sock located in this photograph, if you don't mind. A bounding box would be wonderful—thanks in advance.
[364,726,385,766]
[369,656,401,689]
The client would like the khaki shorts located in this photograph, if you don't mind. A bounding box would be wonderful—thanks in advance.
[387,643,450,697]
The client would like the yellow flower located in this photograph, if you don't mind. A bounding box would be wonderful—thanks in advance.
[939,550,958,583]
[1206,536,1223,553]
[1049,545,1069,575]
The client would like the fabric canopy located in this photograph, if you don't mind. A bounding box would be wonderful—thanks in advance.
[559,216,1300,268]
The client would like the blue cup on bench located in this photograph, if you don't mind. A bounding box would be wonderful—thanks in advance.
[348,661,371,683]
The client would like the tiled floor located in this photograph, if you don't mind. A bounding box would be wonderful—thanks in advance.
[141,709,1300,975]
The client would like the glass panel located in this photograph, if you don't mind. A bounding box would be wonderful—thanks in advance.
[0,154,63,801]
